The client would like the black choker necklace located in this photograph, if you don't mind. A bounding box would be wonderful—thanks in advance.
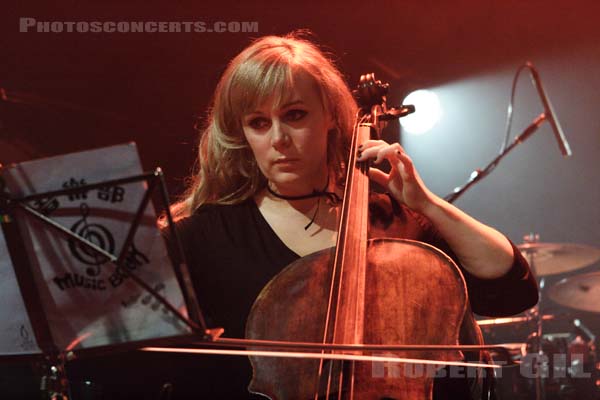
[267,180,341,230]
[266,184,341,203]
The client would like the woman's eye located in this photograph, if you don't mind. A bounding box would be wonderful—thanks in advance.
[248,118,270,130]
[285,109,307,122]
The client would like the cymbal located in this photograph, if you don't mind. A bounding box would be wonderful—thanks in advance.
[518,242,600,276]
[548,271,600,312]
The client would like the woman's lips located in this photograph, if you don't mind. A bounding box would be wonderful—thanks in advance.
[273,157,299,164]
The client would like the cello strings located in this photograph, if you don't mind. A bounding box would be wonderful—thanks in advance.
[326,111,370,400]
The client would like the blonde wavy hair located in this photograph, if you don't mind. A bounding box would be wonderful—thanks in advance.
[171,32,358,220]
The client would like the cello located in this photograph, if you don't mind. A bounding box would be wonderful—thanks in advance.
[245,74,488,399]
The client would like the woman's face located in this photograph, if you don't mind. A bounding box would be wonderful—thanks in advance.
[242,72,333,196]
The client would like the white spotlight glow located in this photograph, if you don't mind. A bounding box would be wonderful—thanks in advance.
[399,90,442,135]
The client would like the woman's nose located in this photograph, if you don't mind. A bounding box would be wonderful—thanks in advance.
[270,121,291,149]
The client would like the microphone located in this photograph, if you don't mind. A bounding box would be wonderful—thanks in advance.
[527,62,572,156]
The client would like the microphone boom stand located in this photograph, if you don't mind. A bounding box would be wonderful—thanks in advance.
[444,113,546,203]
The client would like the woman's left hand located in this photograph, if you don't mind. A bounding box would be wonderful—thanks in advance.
[358,140,518,280]
[358,140,437,214]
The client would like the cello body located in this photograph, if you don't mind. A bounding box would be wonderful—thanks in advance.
[246,238,468,400]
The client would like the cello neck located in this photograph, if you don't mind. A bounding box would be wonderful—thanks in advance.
[326,122,372,346]
[323,73,389,347]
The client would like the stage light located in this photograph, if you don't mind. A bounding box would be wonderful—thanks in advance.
[400,89,442,135]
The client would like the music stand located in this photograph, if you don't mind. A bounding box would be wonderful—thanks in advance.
[0,143,213,399]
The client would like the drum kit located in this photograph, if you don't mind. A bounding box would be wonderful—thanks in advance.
[478,236,600,400]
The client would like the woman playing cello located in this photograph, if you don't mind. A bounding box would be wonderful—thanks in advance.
[169,32,538,399]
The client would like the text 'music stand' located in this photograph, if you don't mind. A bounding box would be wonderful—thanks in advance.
[0,143,209,399]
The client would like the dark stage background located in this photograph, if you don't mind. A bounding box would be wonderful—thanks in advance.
[1,1,599,399]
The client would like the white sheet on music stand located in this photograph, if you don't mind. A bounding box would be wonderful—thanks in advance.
[0,143,190,352]
[0,235,42,355]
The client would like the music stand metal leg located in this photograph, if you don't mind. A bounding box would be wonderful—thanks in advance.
[40,353,71,400]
